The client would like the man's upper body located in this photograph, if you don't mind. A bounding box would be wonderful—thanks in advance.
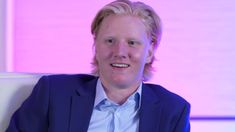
[7,74,190,132]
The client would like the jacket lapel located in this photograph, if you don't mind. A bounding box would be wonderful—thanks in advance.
[69,78,98,132]
[139,84,162,132]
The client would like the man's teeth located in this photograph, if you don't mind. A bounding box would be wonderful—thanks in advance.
[111,63,129,68]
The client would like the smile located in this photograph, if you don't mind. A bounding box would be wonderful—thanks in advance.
[110,63,130,68]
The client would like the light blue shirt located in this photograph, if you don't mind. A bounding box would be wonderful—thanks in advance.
[88,78,142,132]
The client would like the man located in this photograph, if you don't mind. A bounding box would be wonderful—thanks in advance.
[7,0,190,132]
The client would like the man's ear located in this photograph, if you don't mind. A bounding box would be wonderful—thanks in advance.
[92,42,97,54]
[146,42,154,63]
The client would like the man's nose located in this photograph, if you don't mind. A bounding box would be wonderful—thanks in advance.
[113,43,128,58]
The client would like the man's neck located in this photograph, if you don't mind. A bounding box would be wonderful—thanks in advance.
[100,80,141,105]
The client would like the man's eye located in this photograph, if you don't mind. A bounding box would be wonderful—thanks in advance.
[128,40,136,45]
[105,38,114,44]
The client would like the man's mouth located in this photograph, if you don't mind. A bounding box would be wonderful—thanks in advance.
[110,63,130,68]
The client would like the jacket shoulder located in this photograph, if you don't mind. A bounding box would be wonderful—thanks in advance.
[144,83,190,106]
[142,84,191,131]
[38,74,98,94]
[45,73,97,80]
[43,74,97,83]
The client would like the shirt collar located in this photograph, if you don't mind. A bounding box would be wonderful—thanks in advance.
[94,78,142,108]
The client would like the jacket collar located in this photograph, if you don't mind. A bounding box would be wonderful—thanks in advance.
[139,83,162,132]
[69,77,98,132]
[68,77,162,132]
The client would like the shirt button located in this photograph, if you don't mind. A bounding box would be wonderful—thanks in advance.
[115,112,120,117]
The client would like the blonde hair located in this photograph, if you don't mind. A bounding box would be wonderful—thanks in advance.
[91,0,162,81]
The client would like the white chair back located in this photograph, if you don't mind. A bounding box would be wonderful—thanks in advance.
[0,73,43,132]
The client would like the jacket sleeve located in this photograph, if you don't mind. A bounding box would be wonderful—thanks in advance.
[173,102,191,132]
[6,76,50,132]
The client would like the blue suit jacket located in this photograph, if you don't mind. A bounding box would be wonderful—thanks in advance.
[7,74,190,132]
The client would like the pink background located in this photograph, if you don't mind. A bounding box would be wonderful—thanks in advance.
[2,0,235,131]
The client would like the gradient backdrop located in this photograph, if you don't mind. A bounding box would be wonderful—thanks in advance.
[1,0,235,131]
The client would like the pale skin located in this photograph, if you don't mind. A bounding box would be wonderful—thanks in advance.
[95,14,154,104]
